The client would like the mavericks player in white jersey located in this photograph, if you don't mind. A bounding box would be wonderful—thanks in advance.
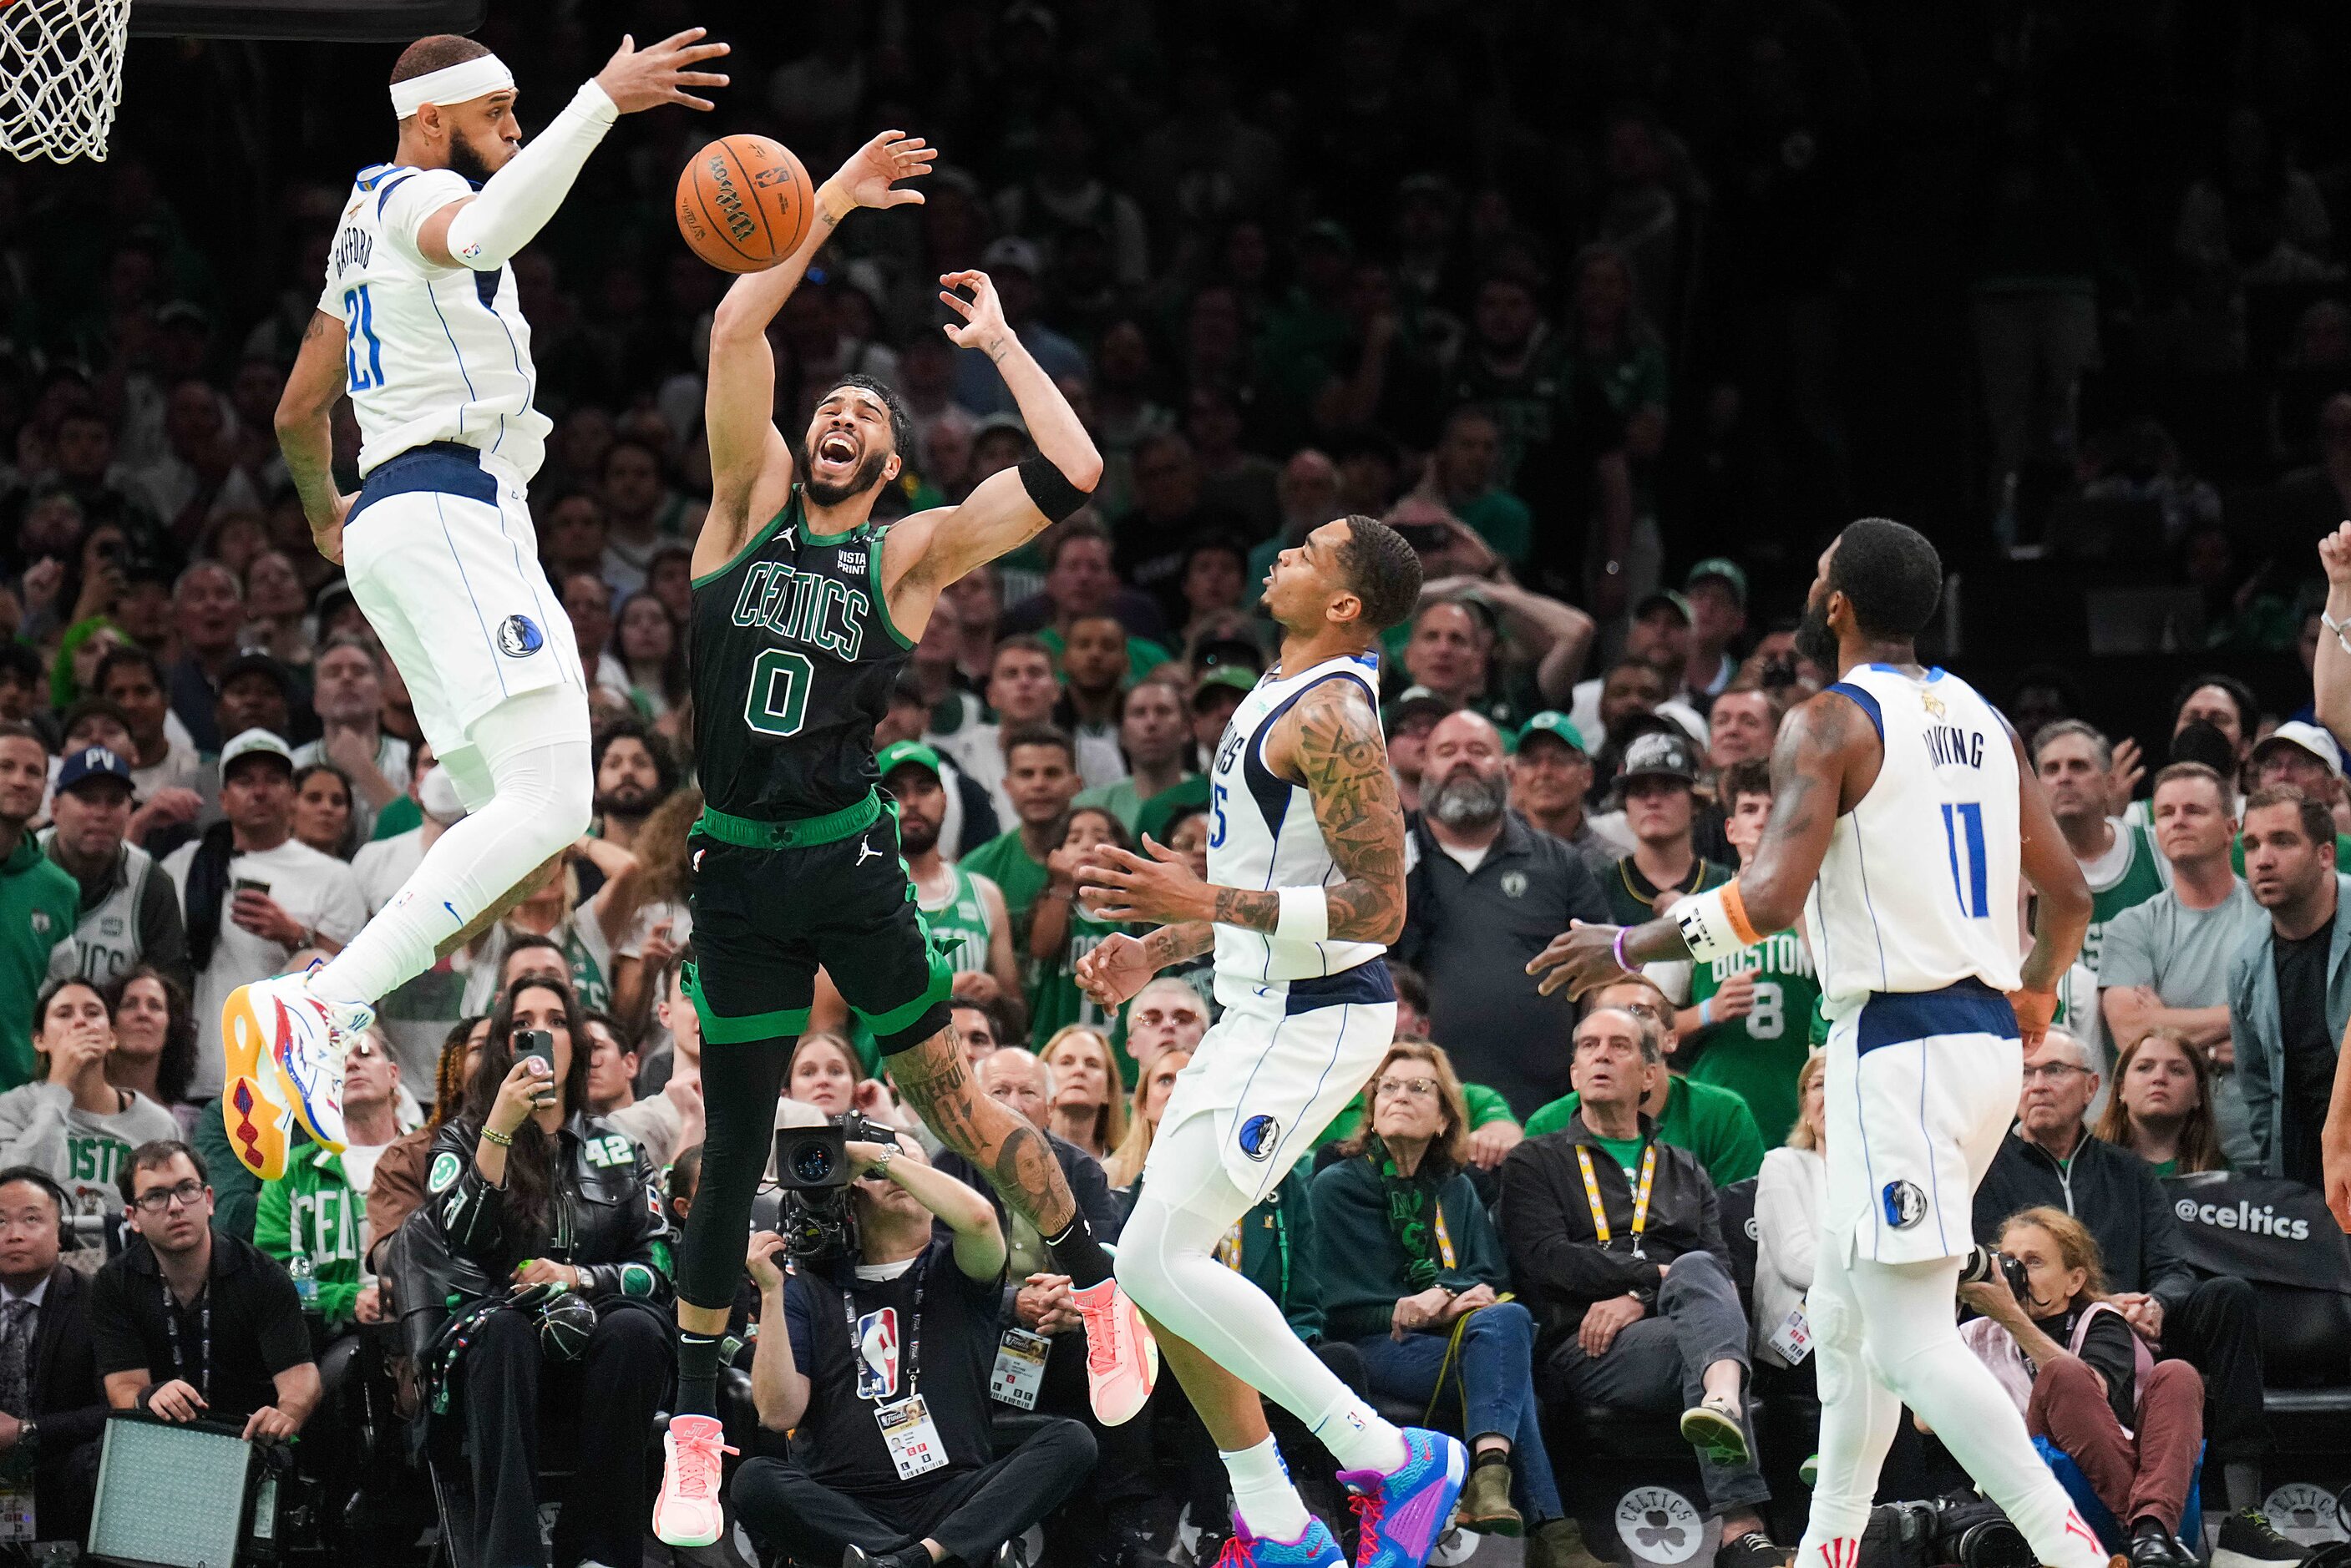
[1074,517,1470,1568]
[1533,518,2115,1568]
[237,29,727,1181]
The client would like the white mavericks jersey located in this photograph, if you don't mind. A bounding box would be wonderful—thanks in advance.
[1205,653,1388,986]
[319,164,552,480]
[1804,664,2024,1014]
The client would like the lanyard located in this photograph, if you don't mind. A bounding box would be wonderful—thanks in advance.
[1575,1142,1657,1258]
[160,1277,210,1400]
[843,1252,929,1402]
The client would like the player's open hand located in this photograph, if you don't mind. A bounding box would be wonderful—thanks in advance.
[595,28,730,115]
[1527,919,1634,999]
[1079,835,1207,925]
[2006,985,2058,1050]
[832,130,935,212]
[939,271,1011,356]
[1075,932,1156,1010]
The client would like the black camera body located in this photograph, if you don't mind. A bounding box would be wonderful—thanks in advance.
[1959,1244,2033,1306]
[774,1114,904,1261]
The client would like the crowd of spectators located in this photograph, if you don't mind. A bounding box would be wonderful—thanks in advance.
[0,0,2349,1564]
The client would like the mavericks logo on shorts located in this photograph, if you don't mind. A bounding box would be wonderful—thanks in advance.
[495,615,545,658]
[1882,1179,1928,1230]
[1237,1114,1281,1162]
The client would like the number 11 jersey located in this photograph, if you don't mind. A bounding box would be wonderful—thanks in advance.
[1804,665,2023,1015]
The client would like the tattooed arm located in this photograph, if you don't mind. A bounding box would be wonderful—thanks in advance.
[1077,677,1408,943]
[1529,685,1873,995]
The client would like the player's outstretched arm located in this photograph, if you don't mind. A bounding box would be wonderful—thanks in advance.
[697,131,935,569]
[1528,685,1862,997]
[884,271,1103,595]
[276,311,356,564]
[413,30,730,272]
[1073,923,1213,1009]
[1077,680,1406,947]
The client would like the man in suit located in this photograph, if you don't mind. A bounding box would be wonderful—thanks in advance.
[0,1165,109,1543]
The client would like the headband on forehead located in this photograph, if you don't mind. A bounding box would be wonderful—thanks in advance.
[389,53,514,119]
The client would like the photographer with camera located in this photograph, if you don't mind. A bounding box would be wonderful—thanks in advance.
[732,1113,1094,1568]
[413,973,673,1568]
[1957,1209,2205,1568]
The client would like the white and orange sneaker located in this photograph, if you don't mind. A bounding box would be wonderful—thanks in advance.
[220,971,367,1173]
[652,1413,735,1547]
[1070,1277,1158,1426]
[220,1043,299,1181]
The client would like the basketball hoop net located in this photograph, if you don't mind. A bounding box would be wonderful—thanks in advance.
[0,0,131,163]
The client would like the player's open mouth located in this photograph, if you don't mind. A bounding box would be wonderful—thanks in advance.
[818,432,857,464]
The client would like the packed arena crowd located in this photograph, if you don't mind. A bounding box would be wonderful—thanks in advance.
[0,2,2348,1567]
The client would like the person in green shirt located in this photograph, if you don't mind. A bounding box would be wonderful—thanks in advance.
[0,727,80,1090]
[958,726,1082,970]
[1663,760,1822,1146]
[1072,675,1194,833]
[2033,721,2168,974]
[1025,806,1143,1048]
[1132,667,1254,842]
[1030,524,1174,684]
[1422,407,1534,565]
[1523,974,1767,1186]
[255,1033,406,1328]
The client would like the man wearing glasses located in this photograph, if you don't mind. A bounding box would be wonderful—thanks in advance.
[89,1141,318,1442]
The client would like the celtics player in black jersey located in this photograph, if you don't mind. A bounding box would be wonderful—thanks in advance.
[653,129,1148,1548]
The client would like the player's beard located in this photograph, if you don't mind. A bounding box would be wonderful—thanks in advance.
[1427,768,1508,832]
[1794,594,1839,671]
[897,808,940,857]
[803,444,890,507]
[447,130,496,187]
[595,785,651,822]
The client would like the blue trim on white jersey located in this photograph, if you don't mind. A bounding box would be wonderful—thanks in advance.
[1854,977,2015,1054]
[347,442,499,524]
[1827,680,1883,741]
[375,170,419,214]
[1283,958,1395,1016]
[423,285,479,433]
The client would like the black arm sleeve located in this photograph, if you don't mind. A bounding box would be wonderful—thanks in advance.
[1018,454,1091,522]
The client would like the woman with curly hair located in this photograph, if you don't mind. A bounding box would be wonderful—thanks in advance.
[106,964,201,1129]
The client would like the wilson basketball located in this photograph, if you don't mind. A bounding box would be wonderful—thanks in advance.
[676,134,814,273]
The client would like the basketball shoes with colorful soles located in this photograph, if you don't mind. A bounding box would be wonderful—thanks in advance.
[1212,1515,1349,1568]
[1340,1429,1468,1568]
[220,971,365,1171]
[1070,1277,1158,1425]
[651,1414,735,1547]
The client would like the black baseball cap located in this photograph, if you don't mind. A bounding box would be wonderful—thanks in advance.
[1618,731,1700,788]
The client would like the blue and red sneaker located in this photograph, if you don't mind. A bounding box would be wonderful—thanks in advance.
[1213,1514,1348,1568]
[1339,1429,1468,1568]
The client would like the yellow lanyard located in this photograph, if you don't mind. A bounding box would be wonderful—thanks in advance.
[1576,1142,1657,1258]
[1434,1205,1457,1270]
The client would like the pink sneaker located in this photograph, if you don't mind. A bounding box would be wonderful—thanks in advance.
[1070,1277,1158,1426]
[652,1413,736,1547]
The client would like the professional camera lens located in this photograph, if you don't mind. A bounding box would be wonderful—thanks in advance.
[792,1141,837,1184]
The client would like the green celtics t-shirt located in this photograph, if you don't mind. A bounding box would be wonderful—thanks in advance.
[1036,625,1173,686]
[1685,928,1822,1146]
[920,863,997,975]
[1028,900,1140,1059]
[2081,822,2168,975]
[1526,1075,1766,1186]
[1136,776,1213,844]
[1592,1133,1647,1181]
[959,829,1053,944]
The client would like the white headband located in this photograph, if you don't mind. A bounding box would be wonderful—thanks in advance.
[389,53,514,119]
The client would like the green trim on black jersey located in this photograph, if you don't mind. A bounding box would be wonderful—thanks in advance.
[868,526,916,650]
[802,517,870,547]
[691,493,802,589]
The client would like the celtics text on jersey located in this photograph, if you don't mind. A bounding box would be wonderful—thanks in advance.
[691,488,915,822]
[1685,928,1822,1146]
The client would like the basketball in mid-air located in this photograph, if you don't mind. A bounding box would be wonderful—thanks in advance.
[676,134,814,273]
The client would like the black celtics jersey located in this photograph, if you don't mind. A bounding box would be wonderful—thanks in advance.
[691,487,915,820]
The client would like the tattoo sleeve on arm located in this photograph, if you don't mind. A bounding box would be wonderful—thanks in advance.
[1142,921,1215,967]
[1729,690,1857,938]
[1295,680,1409,944]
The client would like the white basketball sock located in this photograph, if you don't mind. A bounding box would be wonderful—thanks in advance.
[311,688,590,1008]
[1115,1115,1406,1474]
[1220,1436,1312,1541]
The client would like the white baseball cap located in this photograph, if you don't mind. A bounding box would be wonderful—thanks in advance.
[219,728,294,776]
[2253,719,2344,781]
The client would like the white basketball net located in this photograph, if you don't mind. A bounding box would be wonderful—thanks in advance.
[0,0,131,163]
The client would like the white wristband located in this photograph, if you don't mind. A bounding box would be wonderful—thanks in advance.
[1667,885,1748,964]
[1275,887,1329,944]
